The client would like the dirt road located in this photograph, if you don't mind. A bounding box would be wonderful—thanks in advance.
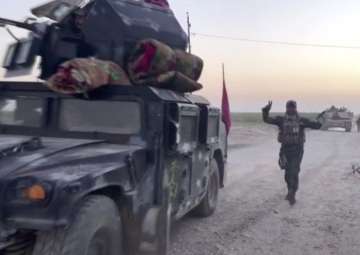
[170,130,360,255]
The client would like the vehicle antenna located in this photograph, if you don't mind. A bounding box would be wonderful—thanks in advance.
[187,11,192,53]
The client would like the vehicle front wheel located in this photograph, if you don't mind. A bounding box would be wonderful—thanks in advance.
[32,195,123,255]
[192,160,220,218]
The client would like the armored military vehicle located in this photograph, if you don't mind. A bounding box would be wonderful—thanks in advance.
[0,83,227,255]
[317,106,354,132]
[0,1,228,255]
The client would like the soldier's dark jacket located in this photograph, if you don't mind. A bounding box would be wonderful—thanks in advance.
[262,108,322,146]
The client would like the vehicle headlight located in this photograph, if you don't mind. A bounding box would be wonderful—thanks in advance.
[6,178,53,203]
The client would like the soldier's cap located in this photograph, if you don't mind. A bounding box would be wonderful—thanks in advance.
[286,100,297,108]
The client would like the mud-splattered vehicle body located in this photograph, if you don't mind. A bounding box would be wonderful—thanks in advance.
[0,1,226,254]
[0,82,227,255]
[317,106,354,132]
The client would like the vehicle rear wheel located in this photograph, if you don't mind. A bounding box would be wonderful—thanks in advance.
[32,195,123,255]
[192,160,220,218]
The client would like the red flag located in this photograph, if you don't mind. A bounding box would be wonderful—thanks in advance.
[221,64,232,135]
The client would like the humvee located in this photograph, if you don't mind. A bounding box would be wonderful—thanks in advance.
[0,0,227,254]
[0,83,227,255]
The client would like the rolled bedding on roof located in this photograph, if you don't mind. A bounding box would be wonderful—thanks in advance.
[46,58,130,94]
[128,39,204,92]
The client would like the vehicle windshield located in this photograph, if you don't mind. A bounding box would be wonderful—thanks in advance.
[0,98,44,127]
[59,99,142,135]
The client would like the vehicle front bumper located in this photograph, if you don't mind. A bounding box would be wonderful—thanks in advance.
[0,221,17,247]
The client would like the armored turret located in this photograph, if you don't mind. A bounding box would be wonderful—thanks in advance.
[1,0,188,79]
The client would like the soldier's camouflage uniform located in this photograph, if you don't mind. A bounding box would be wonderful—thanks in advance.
[262,108,321,196]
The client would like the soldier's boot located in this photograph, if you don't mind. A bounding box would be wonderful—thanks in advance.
[285,191,290,201]
[288,190,296,206]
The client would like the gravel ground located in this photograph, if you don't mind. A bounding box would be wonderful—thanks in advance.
[170,129,360,255]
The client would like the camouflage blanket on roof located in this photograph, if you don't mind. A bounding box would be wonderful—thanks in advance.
[128,39,204,93]
[174,50,203,81]
[127,39,177,85]
[156,71,203,93]
[46,58,130,94]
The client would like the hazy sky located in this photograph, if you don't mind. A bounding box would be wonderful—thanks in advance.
[1,0,360,112]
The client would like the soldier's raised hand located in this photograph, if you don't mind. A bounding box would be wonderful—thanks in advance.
[263,101,273,112]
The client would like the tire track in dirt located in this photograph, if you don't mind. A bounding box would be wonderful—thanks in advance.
[223,132,358,255]
[290,133,360,255]
[171,132,342,255]
[215,134,341,250]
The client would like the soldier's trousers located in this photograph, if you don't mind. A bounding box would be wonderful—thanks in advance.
[280,145,304,193]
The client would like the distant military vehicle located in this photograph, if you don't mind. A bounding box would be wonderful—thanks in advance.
[317,106,354,132]
[0,1,228,255]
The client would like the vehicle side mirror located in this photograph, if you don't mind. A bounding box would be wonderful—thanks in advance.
[198,106,220,145]
[206,108,220,144]
[166,103,200,154]
[166,103,179,151]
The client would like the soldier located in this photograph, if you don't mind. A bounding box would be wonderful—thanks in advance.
[262,100,322,205]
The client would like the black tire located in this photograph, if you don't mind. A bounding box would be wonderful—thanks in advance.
[32,195,123,255]
[192,160,220,218]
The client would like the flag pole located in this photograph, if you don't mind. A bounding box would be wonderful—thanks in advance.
[222,63,225,84]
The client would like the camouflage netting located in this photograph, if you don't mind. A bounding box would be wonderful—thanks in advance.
[46,58,130,94]
[127,39,204,92]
